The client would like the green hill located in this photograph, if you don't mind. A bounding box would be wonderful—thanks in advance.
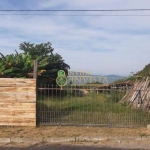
[136,63,150,77]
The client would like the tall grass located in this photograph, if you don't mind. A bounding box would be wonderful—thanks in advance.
[37,89,150,126]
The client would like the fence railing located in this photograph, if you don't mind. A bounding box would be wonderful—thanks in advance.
[37,84,150,127]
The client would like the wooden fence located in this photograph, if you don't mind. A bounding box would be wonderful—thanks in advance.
[0,78,36,126]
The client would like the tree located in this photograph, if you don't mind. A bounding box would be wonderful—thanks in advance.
[0,42,70,85]
[19,42,54,60]
[19,42,70,85]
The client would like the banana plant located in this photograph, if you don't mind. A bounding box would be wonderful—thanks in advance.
[0,51,50,78]
[0,51,34,78]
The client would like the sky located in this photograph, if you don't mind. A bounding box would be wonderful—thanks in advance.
[0,0,150,76]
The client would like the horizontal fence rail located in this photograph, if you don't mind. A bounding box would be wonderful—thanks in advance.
[37,84,150,127]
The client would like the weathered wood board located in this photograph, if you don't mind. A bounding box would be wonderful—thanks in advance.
[0,78,36,87]
[0,78,36,126]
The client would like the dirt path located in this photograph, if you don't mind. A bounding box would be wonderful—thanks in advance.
[0,126,149,138]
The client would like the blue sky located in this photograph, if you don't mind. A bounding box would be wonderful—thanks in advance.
[0,0,150,76]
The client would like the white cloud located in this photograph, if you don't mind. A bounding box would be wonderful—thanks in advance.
[0,0,150,76]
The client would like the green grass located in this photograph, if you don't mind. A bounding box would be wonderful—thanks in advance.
[37,91,150,126]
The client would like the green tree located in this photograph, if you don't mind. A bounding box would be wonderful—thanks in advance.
[19,42,54,60]
[19,42,70,85]
[0,42,70,85]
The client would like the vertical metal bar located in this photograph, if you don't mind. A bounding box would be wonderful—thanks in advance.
[74,85,76,124]
[55,85,58,124]
[47,84,50,124]
[110,86,113,126]
[102,88,104,125]
[73,85,75,124]
[118,86,120,125]
[71,85,72,124]
[44,84,46,124]
[59,87,61,125]
[52,84,54,124]
[40,86,43,126]
[66,84,68,124]
[91,85,93,124]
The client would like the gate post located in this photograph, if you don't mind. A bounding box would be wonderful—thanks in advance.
[33,60,38,79]
[33,60,39,126]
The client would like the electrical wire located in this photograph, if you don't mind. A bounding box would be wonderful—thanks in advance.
[0,9,150,12]
[0,14,150,16]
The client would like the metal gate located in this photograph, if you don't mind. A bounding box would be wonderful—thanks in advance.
[37,84,150,127]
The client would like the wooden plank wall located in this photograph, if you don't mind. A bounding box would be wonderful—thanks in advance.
[0,78,36,126]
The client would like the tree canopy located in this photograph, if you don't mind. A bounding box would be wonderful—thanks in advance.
[0,42,70,85]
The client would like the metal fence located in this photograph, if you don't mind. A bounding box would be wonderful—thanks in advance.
[37,84,150,127]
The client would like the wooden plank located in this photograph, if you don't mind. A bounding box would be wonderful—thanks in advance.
[0,93,36,102]
[0,103,36,126]
[0,78,36,126]
[0,84,35,87]
[0,112,35,118]
[0,103,35,110]
[0,118,36,126]
[0,103,36,112]
[0,87,36,93]
[0,78,36,83]
[0,83,35,87]
[0,108,35,117]
[0,79,36,87]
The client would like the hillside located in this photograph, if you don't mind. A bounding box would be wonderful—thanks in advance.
[67,72,124,84]
[136,63,150,77]
[105,75,125,83]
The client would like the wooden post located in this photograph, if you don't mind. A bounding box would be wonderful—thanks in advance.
[33,60,39,126]
[33,60,38,79]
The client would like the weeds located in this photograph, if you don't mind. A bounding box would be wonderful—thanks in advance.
[37,90,150,126]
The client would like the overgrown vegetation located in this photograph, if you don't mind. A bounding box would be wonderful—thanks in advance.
[136,63,150,77]
[0,51,34,78]
[0,42,70,85]
[37,90,150,126]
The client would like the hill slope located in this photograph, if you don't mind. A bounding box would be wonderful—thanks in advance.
[136,63,150,77]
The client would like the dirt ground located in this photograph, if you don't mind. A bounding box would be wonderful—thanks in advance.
[0,126,149,138]
[0,126,150,149]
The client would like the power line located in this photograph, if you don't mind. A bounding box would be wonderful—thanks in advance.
[0,9,150,12]
[0,14,150,16]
